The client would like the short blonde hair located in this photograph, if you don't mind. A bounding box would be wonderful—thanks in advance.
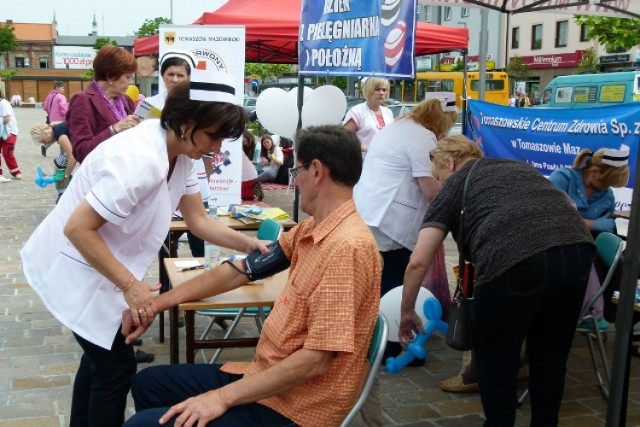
[30,123,50,144]
[573,148,629,188]
[429,134,483,173]
[407,99,458,140]
[362,78,390,100]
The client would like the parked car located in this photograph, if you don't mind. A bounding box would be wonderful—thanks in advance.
[243,96,258,121]
[388,102,416,118]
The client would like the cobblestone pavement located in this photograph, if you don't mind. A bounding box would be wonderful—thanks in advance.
[1,108,640,426]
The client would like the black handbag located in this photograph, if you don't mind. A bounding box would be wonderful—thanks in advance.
[446,160,479,351]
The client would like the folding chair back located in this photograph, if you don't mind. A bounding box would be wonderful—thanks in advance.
[340,313,388,427]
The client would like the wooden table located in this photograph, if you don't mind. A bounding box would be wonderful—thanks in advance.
[157,212,296,343]
[164,257,288,364]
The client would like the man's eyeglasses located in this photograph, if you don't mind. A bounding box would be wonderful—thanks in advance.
[289,162,311,181]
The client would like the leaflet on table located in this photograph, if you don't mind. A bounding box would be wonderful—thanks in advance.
[134,100,162,120]
[229,205,290,221]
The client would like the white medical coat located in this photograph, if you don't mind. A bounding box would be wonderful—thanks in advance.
[21,119,199,349]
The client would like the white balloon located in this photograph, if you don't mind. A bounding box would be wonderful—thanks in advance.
[301,85,347,127]
[379,286,434,342]
[256,88,299,140]
[288,86,314,105]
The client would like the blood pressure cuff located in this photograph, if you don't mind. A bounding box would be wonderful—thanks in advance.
[241,241,290,281]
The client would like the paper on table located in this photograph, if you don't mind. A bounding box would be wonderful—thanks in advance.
[174,260,201,268]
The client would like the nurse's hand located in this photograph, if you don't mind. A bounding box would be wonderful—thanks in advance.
[123,280,161,329]
[122,309,149,344]
[246,238,271,255]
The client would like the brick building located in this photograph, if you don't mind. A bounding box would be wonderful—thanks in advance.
[1,18,133,102]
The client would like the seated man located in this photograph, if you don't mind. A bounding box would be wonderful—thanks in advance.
[123,125,382,427]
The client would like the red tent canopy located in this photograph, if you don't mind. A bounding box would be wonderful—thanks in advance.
[134,0,468,63]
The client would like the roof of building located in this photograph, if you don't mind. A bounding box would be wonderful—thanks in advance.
[57,34,134,48]
[3,21,56,42]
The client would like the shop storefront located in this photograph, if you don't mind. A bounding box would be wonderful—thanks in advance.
[512,50,584,97]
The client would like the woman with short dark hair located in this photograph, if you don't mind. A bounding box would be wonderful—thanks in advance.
[21,71,268,427]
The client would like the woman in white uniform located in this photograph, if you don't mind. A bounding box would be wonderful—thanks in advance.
[354,95,458,361]
[343,77,393,155]
[20,70,267,427]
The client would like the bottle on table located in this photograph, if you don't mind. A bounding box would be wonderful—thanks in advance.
[204,205,221,271]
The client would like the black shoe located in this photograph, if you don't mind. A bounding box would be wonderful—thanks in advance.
[135,349,155,364]
[214,318,229,331]
[407,357,426,367]
[132,338,143,346]
[252,182,264,201]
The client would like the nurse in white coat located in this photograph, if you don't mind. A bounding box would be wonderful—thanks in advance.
[20,70,267,427]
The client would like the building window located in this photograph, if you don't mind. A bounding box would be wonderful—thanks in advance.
[461,7,470,17]
[532,24,543,50]
[555,21,568,48]
[580,24,590,42]
[15,57,25,68]
[512,27,520,49]
[444,7,452,21]
[420,5,431,22]
[39,56,48,68]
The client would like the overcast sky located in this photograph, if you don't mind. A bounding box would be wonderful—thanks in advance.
[2,0,227,37]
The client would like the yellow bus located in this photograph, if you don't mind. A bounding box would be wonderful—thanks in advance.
[400,71,510,108]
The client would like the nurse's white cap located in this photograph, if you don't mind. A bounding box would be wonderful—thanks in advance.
[189,69,236,104]
[424,91,457,112]
[602,148,629,167]
[159,49,197,69]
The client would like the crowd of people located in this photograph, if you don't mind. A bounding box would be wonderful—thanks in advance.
[13,47,627,426]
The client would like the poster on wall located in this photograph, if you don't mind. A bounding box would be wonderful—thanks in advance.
[53,46,96,69]
[159,25,246,207]
[299,0,417,78]
[465,99,639,210]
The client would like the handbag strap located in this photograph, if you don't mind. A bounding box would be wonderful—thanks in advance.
[456,159,480,296]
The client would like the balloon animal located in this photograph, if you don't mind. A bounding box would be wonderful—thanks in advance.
[386,296,448,374]
[35,166,66,188]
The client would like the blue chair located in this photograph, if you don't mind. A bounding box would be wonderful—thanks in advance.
[196,219,283,363]
[340,313,388,427]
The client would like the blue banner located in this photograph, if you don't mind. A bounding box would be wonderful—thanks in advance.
[465,100,640,190]
[299,0,417,78]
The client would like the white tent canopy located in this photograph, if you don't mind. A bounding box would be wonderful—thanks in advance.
[420,0,640,19]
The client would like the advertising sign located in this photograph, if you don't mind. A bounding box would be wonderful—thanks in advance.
[466,100,640,210]
[159,25,246,207]
[299,0,417,78]
[53,46,96,69]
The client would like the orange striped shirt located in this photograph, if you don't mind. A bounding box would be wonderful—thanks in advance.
[223,199,381,426]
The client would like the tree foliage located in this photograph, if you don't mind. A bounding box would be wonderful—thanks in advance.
[0,25,18,69]
[136,17,172,37]
[577,48,599,74]
[245,63,294,82]
[94,38,117,50]
[506,55,530,81]
[574,15,640,52]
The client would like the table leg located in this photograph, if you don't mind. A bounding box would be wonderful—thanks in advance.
[160,230,178,346]
[170,304,179,364]
[186,310,195,364]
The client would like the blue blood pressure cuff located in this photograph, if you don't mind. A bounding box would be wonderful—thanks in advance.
[224,241,290,281]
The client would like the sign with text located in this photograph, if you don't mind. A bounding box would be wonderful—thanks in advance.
[159,25,246,207]
[53,46,96,69]
[465,100,640,210]
[299,0,417,78]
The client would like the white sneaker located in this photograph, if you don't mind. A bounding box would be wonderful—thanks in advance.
[0,176,11,183]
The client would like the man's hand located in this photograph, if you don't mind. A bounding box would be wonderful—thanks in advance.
[160,390,228,426]
[121,309,151,344]
[398,309,425,344]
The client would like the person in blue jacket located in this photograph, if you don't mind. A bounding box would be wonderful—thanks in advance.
[549,148,629,236]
